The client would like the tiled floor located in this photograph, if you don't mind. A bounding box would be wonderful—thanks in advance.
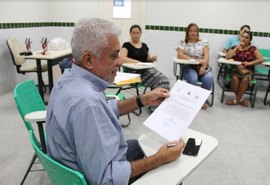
[0,81,270,185]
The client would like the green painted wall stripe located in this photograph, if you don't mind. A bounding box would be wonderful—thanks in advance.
[0,22,74,29]
[145,25,270,38]
[0,22,269,38]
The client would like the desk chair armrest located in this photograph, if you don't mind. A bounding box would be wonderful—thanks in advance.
[24,110,46,122]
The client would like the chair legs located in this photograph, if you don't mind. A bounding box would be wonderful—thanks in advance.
[121,112,131,127]
[20,154,37,185]
[221,81,257,108]
[206,84,215,107]
[263,80,270,105]
[249,84,257,108]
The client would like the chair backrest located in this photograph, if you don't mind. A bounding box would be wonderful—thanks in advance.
[259,48,270,62]
[255,49,270,76]
[14,80,46,131]
[29,131,88,185]
[6,38,27,73]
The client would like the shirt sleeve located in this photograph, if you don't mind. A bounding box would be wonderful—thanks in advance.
[71,103,131,185]
[202,39,209,48]
[108,98,119,118]
[224,37,233,50]
[122,42,129,49]
[177,40,185,50]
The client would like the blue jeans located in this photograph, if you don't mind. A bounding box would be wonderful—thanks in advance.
[183,66,214,90]
[126,139,145,184]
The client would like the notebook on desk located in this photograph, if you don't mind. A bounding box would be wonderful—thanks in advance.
[113,71,141,86]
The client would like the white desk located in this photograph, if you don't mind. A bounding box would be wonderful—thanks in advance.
[262,61,270,67]
[217,58,241,65]
[217,51,226,58]
[171,57,199,80]
[171,57,200,65]
[25,48,72,100]
[132,128,218,185]
[25,110,47,153]
[122,62,156,70]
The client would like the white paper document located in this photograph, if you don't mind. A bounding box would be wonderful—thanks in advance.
[143,80,211,142]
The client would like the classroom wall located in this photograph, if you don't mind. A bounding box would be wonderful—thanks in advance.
[0,0,270,95]
[144,0,270,31]
[142,0,270,82]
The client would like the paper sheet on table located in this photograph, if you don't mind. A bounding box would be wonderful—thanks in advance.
[143,80,211,142]
[113,71,141,85]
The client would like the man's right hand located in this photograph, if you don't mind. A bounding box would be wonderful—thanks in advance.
[130,138,185,178]
[156,138,185,164]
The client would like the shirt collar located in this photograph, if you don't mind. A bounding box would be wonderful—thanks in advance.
[70,64,109,92]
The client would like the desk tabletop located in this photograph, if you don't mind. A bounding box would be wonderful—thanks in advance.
[24,48,72,60]
[217,58,242,65]
[171,57,200,65]
[24,110,46,122]
[132,128,218,185]
[262,61,270,67]
[122,62,156,70]
[217,51,226,57]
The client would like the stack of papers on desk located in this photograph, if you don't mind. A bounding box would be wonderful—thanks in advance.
[143,80,211,141]
[114,71,141,86]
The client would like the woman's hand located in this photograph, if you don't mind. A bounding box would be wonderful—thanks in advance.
[198,65,206,76]
[242,61,250,67]
[197,59,207,75]
[148,54,157,62]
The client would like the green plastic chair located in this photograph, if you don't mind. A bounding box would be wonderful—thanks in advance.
[29,131,88,185]
[255,49,270,81]
[220,75,257,108]
[14,79,46,185]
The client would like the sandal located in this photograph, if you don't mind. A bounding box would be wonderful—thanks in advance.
[201,103,208,110]
[239,99,249,107]
[226,99,238,106]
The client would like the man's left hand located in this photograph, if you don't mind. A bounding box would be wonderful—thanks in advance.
[140,88,169,107]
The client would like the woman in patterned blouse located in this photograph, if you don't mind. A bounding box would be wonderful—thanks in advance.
[226,31,264,107]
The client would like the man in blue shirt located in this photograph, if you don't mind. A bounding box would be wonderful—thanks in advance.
[46,17,185,185]
[223,25,250,54]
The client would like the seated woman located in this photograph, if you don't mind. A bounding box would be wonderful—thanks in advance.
[120,24,170,91]
[223,25,251,54]
[177,23,214,110]
[225,31,264,107]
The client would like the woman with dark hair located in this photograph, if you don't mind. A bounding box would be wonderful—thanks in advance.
[223,25,251,54]
[225,31,264,107]
[177,23,214,110]
[120,25,170,91]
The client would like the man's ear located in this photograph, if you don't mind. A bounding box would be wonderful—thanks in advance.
[81,52,94,69]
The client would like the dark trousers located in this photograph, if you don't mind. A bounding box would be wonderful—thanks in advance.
[126,139,145,184]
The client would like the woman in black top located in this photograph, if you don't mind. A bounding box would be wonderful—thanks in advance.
[120,24,170,91]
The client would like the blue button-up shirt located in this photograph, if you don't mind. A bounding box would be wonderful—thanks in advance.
[46,64,131,185]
